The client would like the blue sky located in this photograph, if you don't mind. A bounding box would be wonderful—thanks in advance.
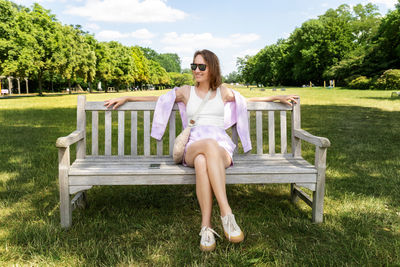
[13,0,398,75]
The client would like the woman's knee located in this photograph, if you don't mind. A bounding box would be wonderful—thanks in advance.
[194,154,207,168]
[202,139,220,154]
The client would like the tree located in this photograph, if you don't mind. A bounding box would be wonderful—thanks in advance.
[130,46,150,88]
[28,3,61,95]
[168,72,193,87]
[0,1,38,90]
[148,60,169,89]
[361,5,400,76]
[224,71,240,84]
[140,47,181,73]
[157,53,181,73]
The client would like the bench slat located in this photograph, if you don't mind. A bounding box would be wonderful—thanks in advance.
[144,111,150,156]
[86,101,292,111]
[105,111,112,156]
[169,111,176,155]
[118,111,125,156]
[91,111,98,155]
[69,173,316,186]
[72,160,314,169]
[247,101,293,111]
[131,111,137,155]
[268,111,275,154]
[232,124,238,154]
[79,153,302,162]
[256,111,262,154]
[280,111,287,153]
[157,139,163,156]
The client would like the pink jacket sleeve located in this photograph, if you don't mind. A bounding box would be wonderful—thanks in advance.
[226,90,252,153]
[150,87,177,140]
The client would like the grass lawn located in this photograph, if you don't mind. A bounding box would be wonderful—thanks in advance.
[0,86,399,266]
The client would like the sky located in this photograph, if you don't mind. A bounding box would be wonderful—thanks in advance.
[12,0,398,75]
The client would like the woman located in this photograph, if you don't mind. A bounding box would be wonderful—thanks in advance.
[104,49,298,252]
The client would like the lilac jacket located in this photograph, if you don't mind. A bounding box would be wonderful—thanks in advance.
[150,87,252,153]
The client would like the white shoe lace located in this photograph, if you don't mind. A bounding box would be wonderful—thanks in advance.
[221,214,240,241]
[199,226,221,245]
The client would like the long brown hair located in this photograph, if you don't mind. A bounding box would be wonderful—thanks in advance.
[193,49,222,91]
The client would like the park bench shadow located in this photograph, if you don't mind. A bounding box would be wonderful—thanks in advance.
[360,96,400,101]
[0,104,399,265]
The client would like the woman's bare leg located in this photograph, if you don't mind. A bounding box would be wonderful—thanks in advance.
[193,154,213,227]
[185,139,233,217]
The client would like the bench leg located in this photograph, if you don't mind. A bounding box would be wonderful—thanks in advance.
[59,175,72,228]
[312,190,324,223]
[312,147,327,223]
[290,183,299,203]
[59,147,72,228]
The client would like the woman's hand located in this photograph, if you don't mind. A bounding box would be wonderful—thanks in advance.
[104,96,128,109]
[276,95,299,106]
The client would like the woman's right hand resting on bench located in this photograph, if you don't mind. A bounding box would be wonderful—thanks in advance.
[104,96,159,109]
[104,96,128,109]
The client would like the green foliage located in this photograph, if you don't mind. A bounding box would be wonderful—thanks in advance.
[157,53,181,73]
[0,1,179,94]
[141,47,181,73]
[238,3,388,88]
[148,60,170,87]
[224,71,241,84]
[347,76,371,89]
[168,72,193,87]
[376,69,400,90]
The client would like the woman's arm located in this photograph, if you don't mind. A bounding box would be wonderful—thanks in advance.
[104,95,159,109]
[221,85,299,106]
[248,95,299,106]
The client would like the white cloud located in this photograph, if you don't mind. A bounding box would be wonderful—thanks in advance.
[64,0,187,23]
[131,29,156,39]
[97,28,155,40]
[84,23,100,31]
[234,48,260,59]
[161,32,261,54]
[97,30,130,39]
[160,32,261,75]
[368,0,397,8]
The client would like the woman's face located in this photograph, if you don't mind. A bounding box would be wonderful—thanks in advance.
[192,54,210,85]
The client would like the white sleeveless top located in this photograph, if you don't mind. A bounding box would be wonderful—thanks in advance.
[186,86,225,128]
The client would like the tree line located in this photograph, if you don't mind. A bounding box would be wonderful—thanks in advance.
[0,0,193,95]
[236,2,400,89]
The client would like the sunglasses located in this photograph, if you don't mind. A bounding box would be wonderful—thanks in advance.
[191,63,207,71]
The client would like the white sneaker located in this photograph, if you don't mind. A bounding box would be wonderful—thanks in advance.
[199,226,221,252]
[221,214,244,243]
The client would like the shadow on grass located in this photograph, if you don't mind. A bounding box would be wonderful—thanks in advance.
[0,104,399,265]
[360,96,400,101]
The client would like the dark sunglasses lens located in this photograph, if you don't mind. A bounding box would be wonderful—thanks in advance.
[191,63,207,71]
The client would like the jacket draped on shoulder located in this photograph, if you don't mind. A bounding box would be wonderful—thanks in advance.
[150,87,252,153]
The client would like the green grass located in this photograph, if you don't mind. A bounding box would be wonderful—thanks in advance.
[0,87,399,266]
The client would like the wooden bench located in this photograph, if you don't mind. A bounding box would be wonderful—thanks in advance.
[56,95,331,228]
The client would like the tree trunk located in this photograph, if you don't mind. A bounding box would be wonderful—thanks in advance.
[17,78,21,94]
[68,79,72,95]
[25,78,29,94]
[7,77,12,95]
[38,72,43,96]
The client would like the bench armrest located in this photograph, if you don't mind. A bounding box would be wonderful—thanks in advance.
[294,129,331,148]
[56,130,85,148]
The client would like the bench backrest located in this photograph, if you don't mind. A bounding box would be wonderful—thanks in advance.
[76,95,301,158]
